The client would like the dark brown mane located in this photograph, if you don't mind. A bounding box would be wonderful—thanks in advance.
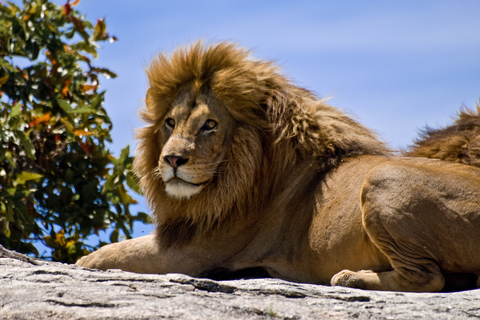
[405,104,480,167]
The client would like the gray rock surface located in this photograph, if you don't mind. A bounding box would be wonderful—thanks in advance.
[1,245,480,319]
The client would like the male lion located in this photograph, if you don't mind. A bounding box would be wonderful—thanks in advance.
[77,41,480,292]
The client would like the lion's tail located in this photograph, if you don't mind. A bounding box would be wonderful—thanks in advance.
[404,102,480,167]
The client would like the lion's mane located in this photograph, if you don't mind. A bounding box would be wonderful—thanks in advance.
[134,41,389,246]
[405,104,480,167]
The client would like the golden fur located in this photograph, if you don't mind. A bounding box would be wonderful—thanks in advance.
[77,41,480,292]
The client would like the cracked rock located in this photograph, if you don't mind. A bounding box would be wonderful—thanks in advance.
[1,245,480,319]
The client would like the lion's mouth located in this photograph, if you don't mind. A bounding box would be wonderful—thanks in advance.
[164,177,209,199]
[167,176,208,187]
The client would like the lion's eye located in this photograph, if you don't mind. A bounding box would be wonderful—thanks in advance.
[202,119,217,131]
[165,118,175,128]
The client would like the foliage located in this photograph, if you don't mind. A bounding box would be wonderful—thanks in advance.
[0,0,150,263]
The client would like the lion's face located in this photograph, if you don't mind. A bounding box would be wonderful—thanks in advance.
[157,90,236,199]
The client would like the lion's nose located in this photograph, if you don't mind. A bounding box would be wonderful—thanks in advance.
[164,155,189,169]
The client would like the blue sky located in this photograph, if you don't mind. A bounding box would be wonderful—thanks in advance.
[75,1,480,148]
[41,1,480,240]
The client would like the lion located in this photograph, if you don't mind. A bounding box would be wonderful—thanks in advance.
[76,41,480,292]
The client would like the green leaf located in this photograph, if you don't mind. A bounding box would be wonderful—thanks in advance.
[71,41,98,58]
[67,243,77,256]
[13,201,28,223]
[134,212,152,224]
[6,202,14,222]
[15,171,43,185]
[59,117,75,133]
[0,5,12,15]
[71,107,91,114]
[16,131,36,160]
[90,93,104,110]
[4,151,15,167]
[118,145,130,163]
[92,67,117,79]
[70,98,92,114]
[4,222,11,238]
[127,171,143,195]
[10,102,21,118]
[0,59,18,72]
[57,99,73,113]
[2,2,20,15]
[109,228,119,243]
[5,188,16,196]
[93,18,107,41]
[118,184,134,205]
[0,74,9,87]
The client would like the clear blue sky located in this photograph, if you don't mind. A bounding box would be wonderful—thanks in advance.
[75,0,480,148]
[41,0,480,241]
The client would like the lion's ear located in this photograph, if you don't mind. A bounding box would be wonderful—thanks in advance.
[142,88,170,122]
[144,88,164,115]
[145,88,155,112]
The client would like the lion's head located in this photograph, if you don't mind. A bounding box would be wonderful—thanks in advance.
[134,41,388,246]
[155,89,237,199]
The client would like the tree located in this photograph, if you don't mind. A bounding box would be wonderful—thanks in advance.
[0,0,149,263]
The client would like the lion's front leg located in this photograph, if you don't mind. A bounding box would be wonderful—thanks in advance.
[76,235,167,274]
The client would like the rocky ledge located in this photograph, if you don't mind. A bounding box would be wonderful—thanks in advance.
[1,245,480,319]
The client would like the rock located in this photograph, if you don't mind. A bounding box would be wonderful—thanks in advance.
[1,245,479,319]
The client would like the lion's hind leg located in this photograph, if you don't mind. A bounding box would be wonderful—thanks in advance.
[330,209,447,291]
[332,161,480,292]
[351,209,447,292]
[331,266,445,292]
[330,238,446,292]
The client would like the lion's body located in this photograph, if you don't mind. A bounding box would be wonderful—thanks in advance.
[77,42,480,292]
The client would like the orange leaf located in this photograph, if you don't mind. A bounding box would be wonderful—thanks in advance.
[61,78,72,97]
[62,3,71,16]
[79,55,91,64]
[70,16,85,32]
[45,50,57,65]
[71,0,80,6]
[55,230,67,247]
[81,84,98,92]
[74,129,93,137]
[30,113,51,126]
[63,44,74,54]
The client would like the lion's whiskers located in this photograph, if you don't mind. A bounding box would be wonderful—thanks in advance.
[152,166,163,179]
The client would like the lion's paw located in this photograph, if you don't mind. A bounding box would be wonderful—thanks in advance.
[331,269,365,289]
[75,251,107,270]
[75,254,94,268]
